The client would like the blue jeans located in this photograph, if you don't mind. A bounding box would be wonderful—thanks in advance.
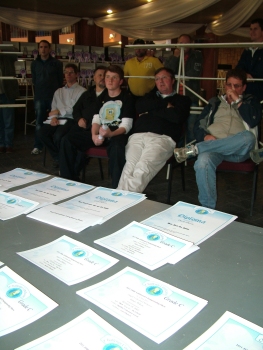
[0,93,15,147]
[194,131,256,209]
[34,99,52,149]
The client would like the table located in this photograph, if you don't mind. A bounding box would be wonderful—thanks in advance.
[1,198,263,349]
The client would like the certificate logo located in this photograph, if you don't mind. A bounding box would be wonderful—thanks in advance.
[111,192,122,197]
[7,198,17,204]
[6,283,29,299]
[147,233,160,241]
[195,209,208,215]
[103,344,123,350]
[72,249,86,258]
[24,171,33,175]
[146,286,163,296]
[66,182,76,186]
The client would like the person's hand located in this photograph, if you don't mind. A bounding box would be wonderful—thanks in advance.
[204,135,216,141]
[49,109,60,117]
[92,134,104,146]
[167,102,174,108]
[50,117,59,126]
[99,126,112,138]
[78,118,86,129]
[226,88,239,103]
[173,48,180,57]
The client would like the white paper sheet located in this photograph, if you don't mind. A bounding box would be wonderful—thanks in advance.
[184,311,263,349]
[11,177,94,212]
[59,187,146,223]
[43,119,67,125]
[0,266,58,337]
[27,204,102,233]
[0,191,39,220]
[142,201,237,244]
[0,168,49,191]
[16,309,143,349]
[95,221,195,270]
[77,267,207,344]
[17,235,119,285]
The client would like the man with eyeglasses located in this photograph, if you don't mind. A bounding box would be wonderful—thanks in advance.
[37,63,86,168]
[117,67,191,193]
[236,18,263,102]
[174,68,262,209]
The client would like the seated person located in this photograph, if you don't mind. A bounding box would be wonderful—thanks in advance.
[37,63,86,167]
[59,65,135,187]
[174,68,262,209]
[117,67,191,193]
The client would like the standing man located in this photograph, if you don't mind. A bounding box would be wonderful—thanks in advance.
[60,65,134,187]
[174,69,262,210]
[117,67,191,193]
[0,48,19,153]
[124,38,163,99]
[236,18,263,102]
[31,40,63,155]
[165,34,203,143]
[37,63,86,168]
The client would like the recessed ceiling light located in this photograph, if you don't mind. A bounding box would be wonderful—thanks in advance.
[147,0,152,2]
[107,9,113,14]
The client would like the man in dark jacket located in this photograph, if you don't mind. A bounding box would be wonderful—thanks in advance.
[117,67,191,193]
[31,40,63,154]
[0,49,19,153]
[174,69,262,209]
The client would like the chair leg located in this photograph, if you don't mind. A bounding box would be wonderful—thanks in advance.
[98,159,104,180]
[166,164,173,204]
[250,168,258,216]
[180,162,185,191]
[43,147,46,167]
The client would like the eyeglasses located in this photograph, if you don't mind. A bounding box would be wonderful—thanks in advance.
[226,83,243,89]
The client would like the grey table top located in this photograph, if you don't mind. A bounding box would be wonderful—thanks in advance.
[1,198,263,350]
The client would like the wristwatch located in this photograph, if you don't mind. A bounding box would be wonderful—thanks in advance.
[234,97,242,105]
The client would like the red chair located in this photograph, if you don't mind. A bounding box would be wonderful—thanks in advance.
[82,146,108,182]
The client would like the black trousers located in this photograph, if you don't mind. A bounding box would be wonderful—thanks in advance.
[37,119,75,161]
[59,125,128,187]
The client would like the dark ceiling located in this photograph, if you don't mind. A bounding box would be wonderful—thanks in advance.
[1,0,263,25]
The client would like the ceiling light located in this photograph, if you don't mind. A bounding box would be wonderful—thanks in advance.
[109,33,116,39]
[118,41,122,45]
[107,9,113,14]
[147,0,152,2]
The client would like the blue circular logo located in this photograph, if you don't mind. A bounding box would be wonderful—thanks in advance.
[7,198,16,204]
[146,286,163,296]
[195,209,208,215]
[6,288,23,298]
[72,250,86,258]
[103,345,122,350]
[111,192,122,196]
[66,182,76,186]
[147,234,160,241]
[24,172,32,175]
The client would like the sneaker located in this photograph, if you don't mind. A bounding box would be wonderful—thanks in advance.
[174,144,197,163]
[31,148,42,155]
[250,148,263,164]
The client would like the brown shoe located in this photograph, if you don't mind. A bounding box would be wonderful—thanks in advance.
[0,147,5,153]
[6,147,13,153]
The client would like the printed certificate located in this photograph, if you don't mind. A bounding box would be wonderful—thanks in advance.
[17,235,118,285]
[0,168,48,191]
[59,187,146,223]
[77,267,207,344]
[11,177,94,211]
[0,266,58,337]
[16,309,142,349]
[27,204,102,233]
[95,221,194,270]
[184,311,263,349]
[0,191,39,220]
[142,201,237,244]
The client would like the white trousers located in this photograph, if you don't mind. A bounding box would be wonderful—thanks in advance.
[117,132,175,193]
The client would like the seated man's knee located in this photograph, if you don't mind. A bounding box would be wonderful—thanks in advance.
[194,153,212,170]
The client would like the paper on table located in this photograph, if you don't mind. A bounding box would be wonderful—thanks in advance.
[11,177,94,212]
[184,311,263,349]
[59,187,146,223]
[0,168,49,191]
[77,267,207,344]
[0,191,39,220]
[0,266,58,337]
[15,309,143,349]
[27,204,102,233]
[95,221,194,270]
[142,201,237,245]
[17,235,118,285]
